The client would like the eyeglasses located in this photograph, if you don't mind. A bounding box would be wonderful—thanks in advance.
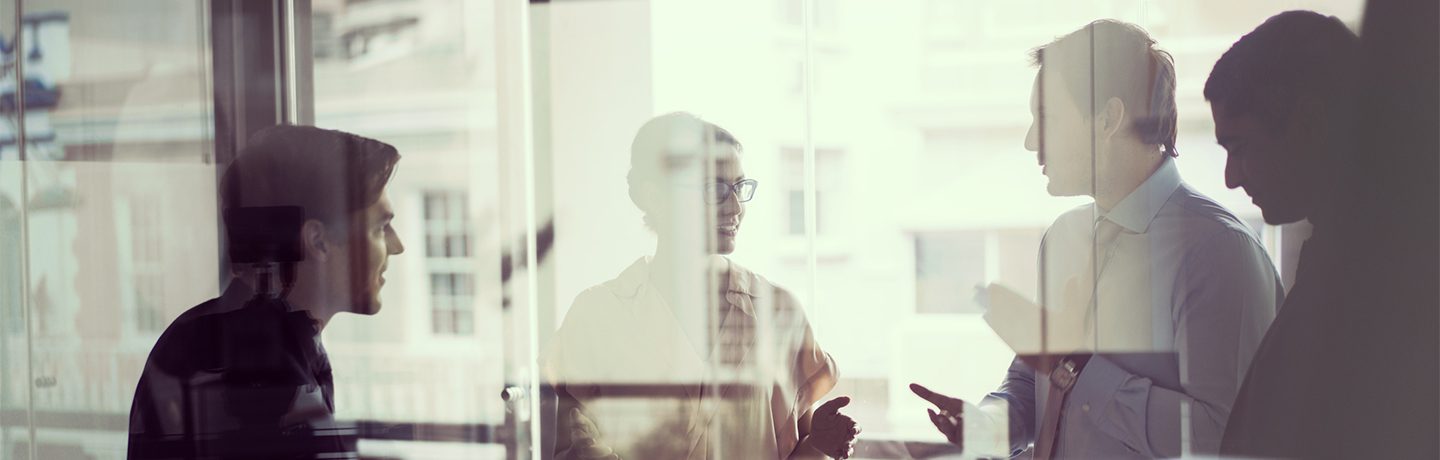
[706,178,758,204]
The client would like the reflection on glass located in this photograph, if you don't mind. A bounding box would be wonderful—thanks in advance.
[546,113,856,459]
[310,0,509,457]
[911,18,1282,459]
[3,1,216,458]
[127,126,404,458]
[0,0,1396,459]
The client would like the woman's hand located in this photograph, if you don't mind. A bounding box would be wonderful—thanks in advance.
[809,396,860,459]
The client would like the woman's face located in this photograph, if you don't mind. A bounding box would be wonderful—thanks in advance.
[640,142,748,256]
[711,146,746,255]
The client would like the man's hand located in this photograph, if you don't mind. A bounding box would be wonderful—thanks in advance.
[568,408,620,460]
[810,396,859,459]
[910,383,965,449]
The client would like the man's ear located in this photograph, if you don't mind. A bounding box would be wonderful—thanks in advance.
[1098,96,1127,141]
[302,219,331,262]
[1286,94,1326,137]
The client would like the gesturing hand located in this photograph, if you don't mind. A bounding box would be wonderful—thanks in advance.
[810,396,860,459]
[910,383,965,449]
[569,408,621,460]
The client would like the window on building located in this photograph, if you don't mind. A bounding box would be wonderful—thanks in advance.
[430,272,475,336]
[915,228,1043,314]
[424,190,474,335]
[915,230,988,314]
[778,0,837,30]
[782,148,844,236]
[120,198,167,334]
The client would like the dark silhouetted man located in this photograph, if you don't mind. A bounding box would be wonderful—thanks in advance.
[127,125,405,459]
[1209,8,1439,459]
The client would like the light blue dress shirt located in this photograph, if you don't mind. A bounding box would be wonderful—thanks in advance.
[981,158,1282,458]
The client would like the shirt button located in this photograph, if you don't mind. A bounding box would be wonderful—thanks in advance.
[1082,404,1091,412]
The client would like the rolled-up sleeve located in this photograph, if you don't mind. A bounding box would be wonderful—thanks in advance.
[1065,229,1279,456]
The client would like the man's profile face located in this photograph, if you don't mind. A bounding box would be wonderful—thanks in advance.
[1211,103,1309,224]
[1025,73,1095,197]
[328,192,404,315]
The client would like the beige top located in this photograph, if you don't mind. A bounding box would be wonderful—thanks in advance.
[548,256,837,459]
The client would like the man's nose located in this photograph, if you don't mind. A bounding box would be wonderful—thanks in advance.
[1024,123,1040,152]
[1224,158,1245,189]
[388,230,405,255]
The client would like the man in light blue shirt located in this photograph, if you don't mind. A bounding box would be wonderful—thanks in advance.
[912,20,1281,459]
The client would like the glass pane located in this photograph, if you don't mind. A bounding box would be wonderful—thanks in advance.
[0,1,22,451]
[310,0,509,457]
[806,1,1364,459]
[7,0,1421,459]
[536,0,819,458]
[3,1,216,459]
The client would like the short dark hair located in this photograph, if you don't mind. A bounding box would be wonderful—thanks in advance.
[625,112,742,228]
[1204,10,1360,128]
[1032,19,1178,156]
[220,125,399,234]
[627,112,742,185]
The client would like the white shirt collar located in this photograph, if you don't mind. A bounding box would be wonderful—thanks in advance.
[1101,157,1182,233]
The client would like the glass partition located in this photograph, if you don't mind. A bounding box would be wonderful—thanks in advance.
[0,0,1397,459]
[310,0,513,456]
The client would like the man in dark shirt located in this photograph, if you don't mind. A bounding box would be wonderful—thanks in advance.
[127,125,405,459]
[1207,9,1438,458]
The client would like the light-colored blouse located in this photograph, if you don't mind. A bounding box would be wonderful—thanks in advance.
[548,256,837,459]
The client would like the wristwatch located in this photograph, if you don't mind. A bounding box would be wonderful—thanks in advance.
[1049,358,1083,391]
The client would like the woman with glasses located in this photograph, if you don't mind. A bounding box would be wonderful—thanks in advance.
[547,113,857,459]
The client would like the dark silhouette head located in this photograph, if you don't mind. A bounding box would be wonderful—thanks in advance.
[1205,10,1360,225]
[220,125,404,319]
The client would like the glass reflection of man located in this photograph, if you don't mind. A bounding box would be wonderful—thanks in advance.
[127,126,405,459]
[547,113,857,459]
[911,20,1280,458]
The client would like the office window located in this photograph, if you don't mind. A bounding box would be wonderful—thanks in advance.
[125,200,166,334]
[430,272,475,336]
[424,190,474,335]
[779,0,837,30]
[425,190,471,259]
[915,228,1043,314]
[915,230,988,314]
[782,148,844,236]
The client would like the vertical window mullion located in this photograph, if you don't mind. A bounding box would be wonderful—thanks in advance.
[801,0,820,323]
